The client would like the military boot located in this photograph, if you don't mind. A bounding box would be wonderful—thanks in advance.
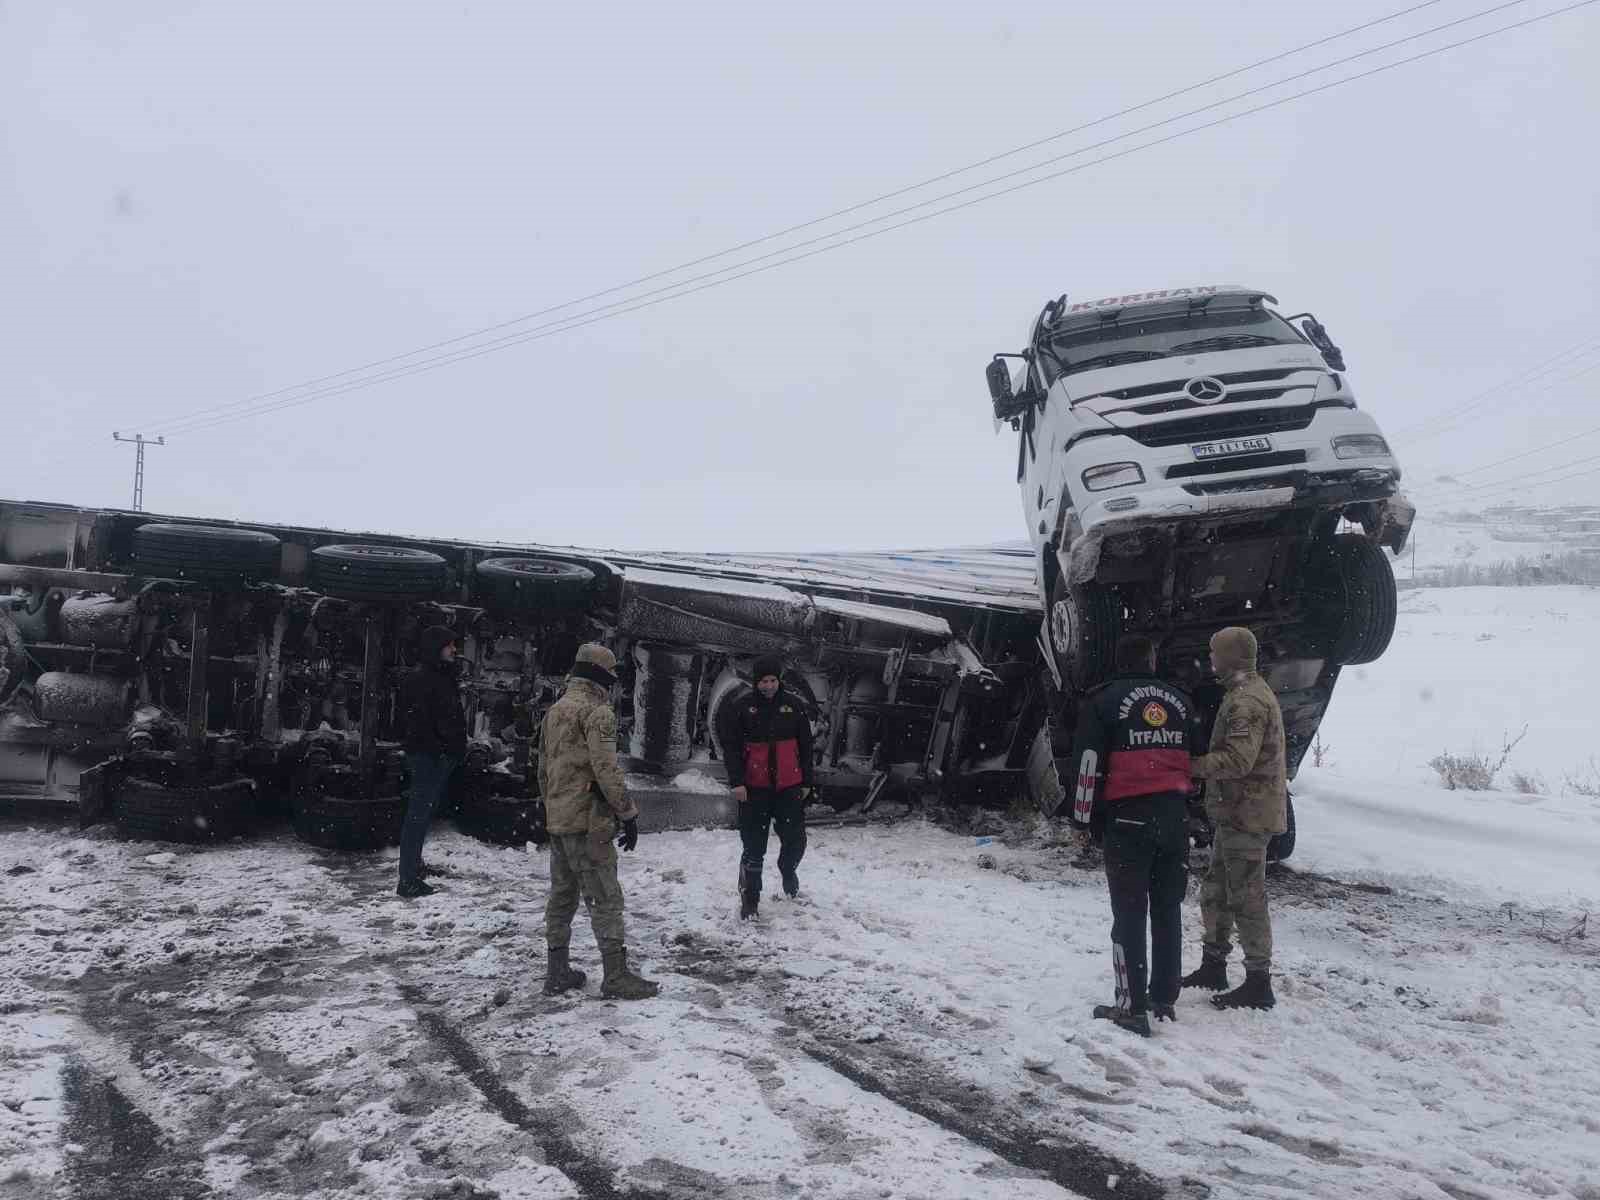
[1212,970,1275,1011]
[1092,1005,1152,1037]
[1181,957,1230,991]
[1152,1003,1177,1023]
[542,946,587,996]
[739,884,759,921]
[599,943,659,1000]
[780,867,800,898]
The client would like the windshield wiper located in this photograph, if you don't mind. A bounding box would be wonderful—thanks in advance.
[1062,349,1169,373]
[1168,334,1284,354]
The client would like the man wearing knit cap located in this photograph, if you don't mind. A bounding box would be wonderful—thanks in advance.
[397,625,466,899]
[538,643,658,1000]
[723,655,814,920]
[1184,626,1287,1010]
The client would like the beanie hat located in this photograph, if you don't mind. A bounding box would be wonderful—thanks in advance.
[751,654,784,683]
[571,642,618,687]
[418,625,456,662]
[1210,626,1258,674]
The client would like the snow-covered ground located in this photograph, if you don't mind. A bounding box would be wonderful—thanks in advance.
[1399,513,1598,584]
[3,585,1599,1200]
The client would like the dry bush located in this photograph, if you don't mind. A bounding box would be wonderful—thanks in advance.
[1511,771,1546,796]
[1430,727,1529,792]
[1414,552,1600,589]
[1430,752,1496,791]
[1310,733,1333,769]
[1565,758,1600,800]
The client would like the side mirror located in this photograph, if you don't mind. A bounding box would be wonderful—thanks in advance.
[987,357,1031,421]
[986,358,1013,405]
[1300,318,1347,373]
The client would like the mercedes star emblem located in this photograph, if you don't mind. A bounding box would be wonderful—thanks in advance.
[1186,377,1226,404]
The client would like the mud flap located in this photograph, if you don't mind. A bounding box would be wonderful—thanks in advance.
[1025,726,1066,818]
[76,759,122,828]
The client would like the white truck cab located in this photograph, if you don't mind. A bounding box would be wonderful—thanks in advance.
[987,285,1414,780]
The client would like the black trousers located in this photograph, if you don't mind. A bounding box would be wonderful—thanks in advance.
[1103,792,1189,1012]
[399,752,456,886]
[738,787,807,896]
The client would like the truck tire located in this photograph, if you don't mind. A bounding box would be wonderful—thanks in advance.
[1048,577,1119,691]
[1311,534,1397,665]
[474,557,594,615]
[292,789,405,851]
[310,544,449,601]
[132,523,281,588]
[457,792,545,846]
[114,775,256,844]
[1267,791,1297,863]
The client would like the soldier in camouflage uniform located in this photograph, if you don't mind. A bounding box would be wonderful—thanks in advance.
[1184,626,1286,1010]
[538,644,659,1001]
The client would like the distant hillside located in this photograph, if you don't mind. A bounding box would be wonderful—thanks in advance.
[1399,503,1600,587]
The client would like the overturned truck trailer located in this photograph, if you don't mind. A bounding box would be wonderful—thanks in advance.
[0,499,1058,843]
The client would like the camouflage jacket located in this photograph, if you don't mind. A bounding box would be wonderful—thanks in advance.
[1192,670,1287,835]
[538,677,637,836]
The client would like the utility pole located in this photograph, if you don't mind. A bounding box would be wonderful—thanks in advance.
[112,432,164,511]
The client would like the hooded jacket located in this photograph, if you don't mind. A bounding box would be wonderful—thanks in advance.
[1191,628,1287,835]
[400,627,467,757]
[539,676,637,836]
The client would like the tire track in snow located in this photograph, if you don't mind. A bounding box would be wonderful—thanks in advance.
[396,982,672,1200]
[799,1042,1163,1200]
[59,1058,211,1200]
[667,946,1162,1200]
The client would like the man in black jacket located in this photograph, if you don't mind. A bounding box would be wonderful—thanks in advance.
[1070,635,1199,1036]
[723,655,814,920]
[397,625,467,898]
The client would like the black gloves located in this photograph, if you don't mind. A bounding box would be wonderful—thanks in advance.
[616,818,639,852]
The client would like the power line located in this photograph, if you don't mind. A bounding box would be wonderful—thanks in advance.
[152,0,1600,438]
[1413,447,1600,499]
[160,1,1599,439]
[121,0,1457,435]
[1395,336,1600,438]
[1395,334,1600,441]
[1441,414,1600,477]
[148,0,1540,438]
[1401,353,1600,447]
[1419,460,1600,507]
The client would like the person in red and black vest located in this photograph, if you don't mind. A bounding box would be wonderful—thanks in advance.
[1070,635,1201,1037]
[723,655,814,921]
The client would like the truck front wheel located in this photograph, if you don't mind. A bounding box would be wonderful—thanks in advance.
[1048,578,1120,691]
[1309,534,1397,666]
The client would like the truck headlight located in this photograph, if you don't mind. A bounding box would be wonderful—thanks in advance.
[1082,462,1145,491]
[1332,435,1390,460]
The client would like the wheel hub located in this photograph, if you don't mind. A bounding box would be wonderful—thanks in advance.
[1050,595,1079,659]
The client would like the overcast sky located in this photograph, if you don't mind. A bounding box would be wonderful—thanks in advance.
[4,1,1597,552]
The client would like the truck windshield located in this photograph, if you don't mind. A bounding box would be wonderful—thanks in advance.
[1041,300,1304,383]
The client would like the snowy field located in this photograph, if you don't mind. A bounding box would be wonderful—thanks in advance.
[3,586,1599,1200]
[1399,514,1596,584]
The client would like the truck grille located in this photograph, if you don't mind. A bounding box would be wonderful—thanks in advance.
[1132,387,1292,416]
[1093,367,1304,403]
[1166,450,1308,480]
[1123,407,1318,449]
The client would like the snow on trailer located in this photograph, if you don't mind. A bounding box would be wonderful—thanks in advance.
[0,499,1053,848]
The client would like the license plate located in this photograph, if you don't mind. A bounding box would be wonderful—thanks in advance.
[1191,436,1272,460]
